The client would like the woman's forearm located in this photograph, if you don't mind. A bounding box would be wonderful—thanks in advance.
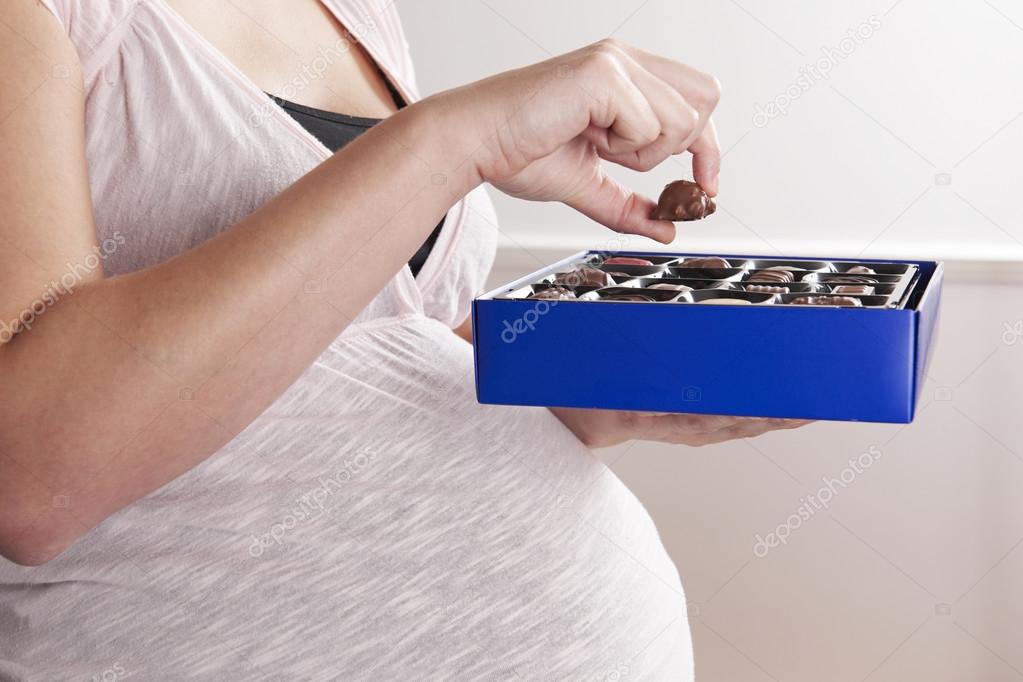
[0,97,478,564]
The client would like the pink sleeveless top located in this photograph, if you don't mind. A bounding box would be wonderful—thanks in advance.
[1,2,693,679]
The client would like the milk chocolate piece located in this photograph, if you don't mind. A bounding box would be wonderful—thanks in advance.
[602,293,656,302]
[679,256,731,269]
[603,256,654,266]
[789,295,862,307]
[746,284,789,294]
[832,285,874,295]
[552,268,613,288]
[648,283,693,292]
[651,180,717,221]
[748,267,796,284]
[529,287,575,300]
[847,265,876,275]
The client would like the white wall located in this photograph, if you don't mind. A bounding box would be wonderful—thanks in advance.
[396,0,1023,262]
[396,2,1023,680]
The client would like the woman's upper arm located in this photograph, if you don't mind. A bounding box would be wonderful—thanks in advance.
[0,0,100,344]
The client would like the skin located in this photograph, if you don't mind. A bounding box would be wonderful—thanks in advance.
[0,0,804,566]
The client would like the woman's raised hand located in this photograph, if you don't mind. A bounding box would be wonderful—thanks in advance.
[443,39,722,243]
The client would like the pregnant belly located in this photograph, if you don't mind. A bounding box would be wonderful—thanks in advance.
[3,315,692,680]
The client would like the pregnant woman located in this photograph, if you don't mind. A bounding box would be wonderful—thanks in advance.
[0,0,799,678]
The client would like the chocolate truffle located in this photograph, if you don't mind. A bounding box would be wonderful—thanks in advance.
[602,293,656,302]
[833,285,874,295]
[529,287,575,300]
[552,268,613,288]
[648,283,693,292]
[679,256,732,269]
[847,265,876,275]
[651,180,717,221]
[746,284,790,294]
[603,256,655,266]
[789,295,862,307]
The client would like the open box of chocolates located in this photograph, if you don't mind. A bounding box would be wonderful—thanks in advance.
[472,251,943,423]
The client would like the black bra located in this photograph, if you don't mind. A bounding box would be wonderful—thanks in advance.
[267,93,444,278]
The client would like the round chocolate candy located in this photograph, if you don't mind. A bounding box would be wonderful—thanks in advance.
[789,295,862,307]
[650,180,717,221]
[529,287,575,300]
[552,268,613,288]
[847,265,876,275]
[679,256,732,269]
[832,284,874,295]
[603,256,655,266]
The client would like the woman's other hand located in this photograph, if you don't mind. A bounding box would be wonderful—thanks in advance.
[551,407,810,449]
[439,39,721,244]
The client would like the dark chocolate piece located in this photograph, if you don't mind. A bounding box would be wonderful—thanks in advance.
[552,268,613,288]
[529,287,575,300]
[603,256,655,266]
[651,180,717,221]
[679,256,731,269]
[789,295,862,307]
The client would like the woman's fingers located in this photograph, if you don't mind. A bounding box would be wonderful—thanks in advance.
[590,49,702,172]
[581,47,662,156]
[690,119,721,196]
[562,170,676,243]
[598,41,723,193]
[639,413,811,446]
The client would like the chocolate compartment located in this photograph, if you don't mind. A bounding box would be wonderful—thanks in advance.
[778,293,891,308]
[637,277,737,291]
[740,282,823,294]
[831,261,912,275]
[743,259,836,273]
[595,264,665,279]
[665,266,747,280]
[598,255,679,266]
[690,290,777,305]
[591,286,684,303]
